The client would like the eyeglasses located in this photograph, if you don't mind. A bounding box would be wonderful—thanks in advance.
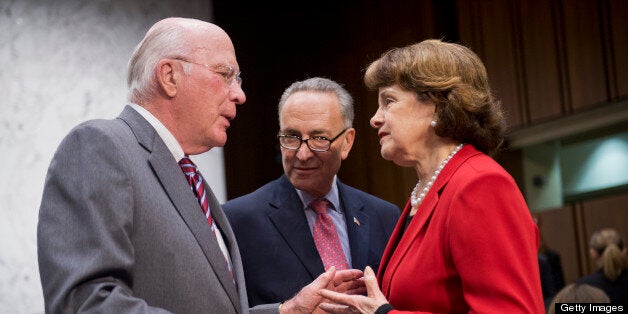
[178,59,242,87]
[277,128,348,152]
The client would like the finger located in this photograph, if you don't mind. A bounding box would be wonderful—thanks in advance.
[319,302,353,314]
[343,286,367,296]
[319,288,356,306]
[364,266,386,302]
[334,277,365,293]
[363,266,378,297]
[287,267,337,313]
[314,266,337,289]
[332,269,363,286]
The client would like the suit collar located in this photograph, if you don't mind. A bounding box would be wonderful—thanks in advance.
[128,103,185,161]
[294,176,342,213]
[270,175,363,211]
[338,183,371,270]
[117,105,155,153]
[268,175,373,272]
[267,176,324,277]
[378,144,481,294]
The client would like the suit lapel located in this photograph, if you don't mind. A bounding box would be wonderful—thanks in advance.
[268,176,324,278]
[118,106,241,311]
[338,182,370,270]
[377,198,410,293]
[379,145,480,296]
[203,183,245,311]
[379,181,442,296]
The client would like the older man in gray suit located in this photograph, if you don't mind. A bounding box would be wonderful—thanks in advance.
[37,17,363,313]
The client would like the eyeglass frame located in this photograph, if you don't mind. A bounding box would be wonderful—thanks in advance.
[176,58,242,87]
[277,128,349,152]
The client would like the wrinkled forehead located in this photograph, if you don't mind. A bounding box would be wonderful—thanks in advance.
[279,92,344,130]
[187,27,238,64]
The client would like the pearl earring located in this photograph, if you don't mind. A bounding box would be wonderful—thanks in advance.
[430,120,437,127]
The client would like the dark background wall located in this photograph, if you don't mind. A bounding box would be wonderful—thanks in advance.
[214,0,628,285]
[215,0,460,207]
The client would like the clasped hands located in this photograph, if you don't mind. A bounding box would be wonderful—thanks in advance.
[280,266,389,314]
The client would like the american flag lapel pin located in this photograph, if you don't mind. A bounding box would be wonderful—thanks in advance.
[353,217,360,226]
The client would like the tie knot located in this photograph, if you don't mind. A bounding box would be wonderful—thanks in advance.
[178,156,197,172]
[310,199,329,214]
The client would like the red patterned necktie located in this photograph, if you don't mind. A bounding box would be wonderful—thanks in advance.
[178,156,214,230]
[311,199,349,270]
[179,156,235,283]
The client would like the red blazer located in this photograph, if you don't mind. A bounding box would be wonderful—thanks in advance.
[378,145,544,313]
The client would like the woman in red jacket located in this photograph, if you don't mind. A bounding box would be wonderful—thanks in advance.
[321,39,544,313]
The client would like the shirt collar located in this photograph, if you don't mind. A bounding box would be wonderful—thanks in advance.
[130,103,185,162]
[295,176,342,212]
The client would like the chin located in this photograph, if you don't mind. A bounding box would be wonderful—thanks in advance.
[379,146,395,162]
[208,134,228,148]
[290,179,310,192]
[381,148,409,168]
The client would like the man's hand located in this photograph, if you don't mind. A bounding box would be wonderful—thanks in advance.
[280,267,364,314]
[319,266,388,314]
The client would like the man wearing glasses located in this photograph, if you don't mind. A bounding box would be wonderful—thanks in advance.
[223,77,400,307]
[37,19,363,313]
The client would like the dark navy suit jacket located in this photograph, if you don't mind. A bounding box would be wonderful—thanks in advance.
[223,175,400,306]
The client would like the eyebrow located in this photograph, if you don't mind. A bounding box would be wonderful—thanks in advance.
[379,89,396,98]
[280,128,329,137]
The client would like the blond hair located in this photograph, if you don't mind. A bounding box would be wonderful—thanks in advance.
[590,228,627,281]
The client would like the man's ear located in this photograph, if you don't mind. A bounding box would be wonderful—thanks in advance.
[340,127,356,160]
[156,59,180,98]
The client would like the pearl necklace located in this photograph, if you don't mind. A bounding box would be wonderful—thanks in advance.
[411,144,464,208]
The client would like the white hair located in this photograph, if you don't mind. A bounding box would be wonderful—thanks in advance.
[126,18,199,104]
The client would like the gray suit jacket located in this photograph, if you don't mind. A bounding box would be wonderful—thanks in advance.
[37,106,277,313]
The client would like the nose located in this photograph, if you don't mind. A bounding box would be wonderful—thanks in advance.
[295,140,314,160]
[230,82,246,105]
[370,108,383,129]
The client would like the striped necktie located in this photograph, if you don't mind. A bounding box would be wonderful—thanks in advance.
[178,156,214,230]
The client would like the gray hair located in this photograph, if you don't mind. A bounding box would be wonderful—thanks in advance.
[278,77,354,128]
[126,20,192,104]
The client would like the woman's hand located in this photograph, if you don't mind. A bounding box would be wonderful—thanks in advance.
[318,266,389,314]
[280,267,365,314]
